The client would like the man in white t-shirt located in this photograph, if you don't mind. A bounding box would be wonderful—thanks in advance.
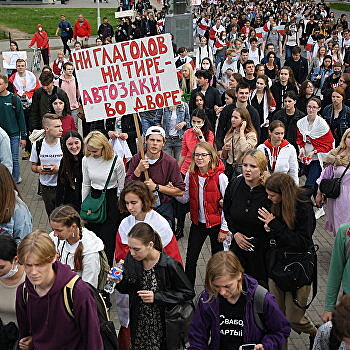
[30,114,63,216]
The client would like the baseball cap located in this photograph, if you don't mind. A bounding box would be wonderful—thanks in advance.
[145,126,165,139]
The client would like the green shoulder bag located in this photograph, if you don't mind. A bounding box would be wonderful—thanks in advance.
[80,156,117,224]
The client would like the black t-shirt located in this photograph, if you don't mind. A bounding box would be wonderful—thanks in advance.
[219,294,245,350]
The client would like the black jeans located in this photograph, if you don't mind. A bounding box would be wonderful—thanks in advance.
[185,222,223,286]
[41,48,49,66]
[40,184,57,217]
[61,36,71,55]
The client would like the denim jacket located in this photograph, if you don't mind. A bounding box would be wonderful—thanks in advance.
[311,67,333,90]
[0,192,32,240]
[322,104,350,141]
[159,103,190,138]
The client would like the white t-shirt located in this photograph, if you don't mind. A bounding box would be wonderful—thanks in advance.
[30,138,63,186]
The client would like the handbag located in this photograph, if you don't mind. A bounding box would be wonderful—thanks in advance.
[165,301,195,350]
[268,243,319,309]
[80,156,117,224]
[319,162,350,199]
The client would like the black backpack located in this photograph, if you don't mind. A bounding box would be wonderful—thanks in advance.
[22,275,118,350]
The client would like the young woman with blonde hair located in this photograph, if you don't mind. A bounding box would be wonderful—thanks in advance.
[223,149,270,286]
[179,63,196,102]
[177,142,228,286]
[49,205,105,289]
[188,251,290,349]
[222,107,257,179]
[82,130,125,265]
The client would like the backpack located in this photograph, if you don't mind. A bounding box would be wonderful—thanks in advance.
[22,275,119,350]
[0,317,18,350]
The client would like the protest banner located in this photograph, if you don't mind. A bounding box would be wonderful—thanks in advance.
[115,10,135,19]
[2,51,27,69]
[72,33,181,123]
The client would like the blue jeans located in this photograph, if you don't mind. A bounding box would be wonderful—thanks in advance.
[141,117,162,136]
[304,160,321,198]
[163,136,182,161]
[215,55,225,68]
[285,45,295,60]
[10,136,20,183]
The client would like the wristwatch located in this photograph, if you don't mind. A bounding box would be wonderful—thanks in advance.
[155,184,160,192]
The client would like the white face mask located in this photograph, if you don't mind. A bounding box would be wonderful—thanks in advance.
[0,263,18,279]
[202,63,210,70]
[192,122,204,128]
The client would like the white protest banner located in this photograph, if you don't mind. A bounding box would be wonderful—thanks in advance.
[2,51,27,69]
[115,10,135,19]
[72,33,181,122]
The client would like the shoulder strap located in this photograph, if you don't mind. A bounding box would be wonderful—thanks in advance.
[253,285,267,332]
[263,148,272,172]
[63,275,80,319]
[345,234,350,262]
[11,93,17,111]
[103,156,118,191]
[36,138,44,166]
[58,78,62,88]
[229,175,243,197]
[339,161,350,181]
[218,61,224,79]
[22,283,28,304]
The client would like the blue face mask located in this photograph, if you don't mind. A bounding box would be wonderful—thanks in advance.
[232,57,237,62]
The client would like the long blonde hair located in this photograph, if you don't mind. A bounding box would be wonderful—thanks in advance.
[179,63,195,93]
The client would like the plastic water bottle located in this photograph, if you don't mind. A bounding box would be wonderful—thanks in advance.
[223,232,232,251]
[104,259,124,294]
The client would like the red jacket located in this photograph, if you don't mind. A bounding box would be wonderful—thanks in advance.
[28,31,50,50]
[189,161,225,228]
[73,19,92,38]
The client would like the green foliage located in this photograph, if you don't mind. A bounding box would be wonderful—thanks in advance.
[329,3,350,12]
[0,8,119,36]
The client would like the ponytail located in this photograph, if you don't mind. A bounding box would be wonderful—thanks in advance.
[73,229,84,272]
[128,222,163,252]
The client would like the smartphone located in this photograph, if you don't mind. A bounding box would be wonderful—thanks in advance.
[241,344,256,350]
[43,165,52,171]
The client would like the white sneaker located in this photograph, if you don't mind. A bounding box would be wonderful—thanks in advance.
[315,207,325,220]
[17,177,22,184]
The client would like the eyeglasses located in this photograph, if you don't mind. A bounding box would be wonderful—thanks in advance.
[307,105,319,109]
[194,153,210,158]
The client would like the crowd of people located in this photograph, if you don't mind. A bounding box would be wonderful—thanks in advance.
[1,0,350,349]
